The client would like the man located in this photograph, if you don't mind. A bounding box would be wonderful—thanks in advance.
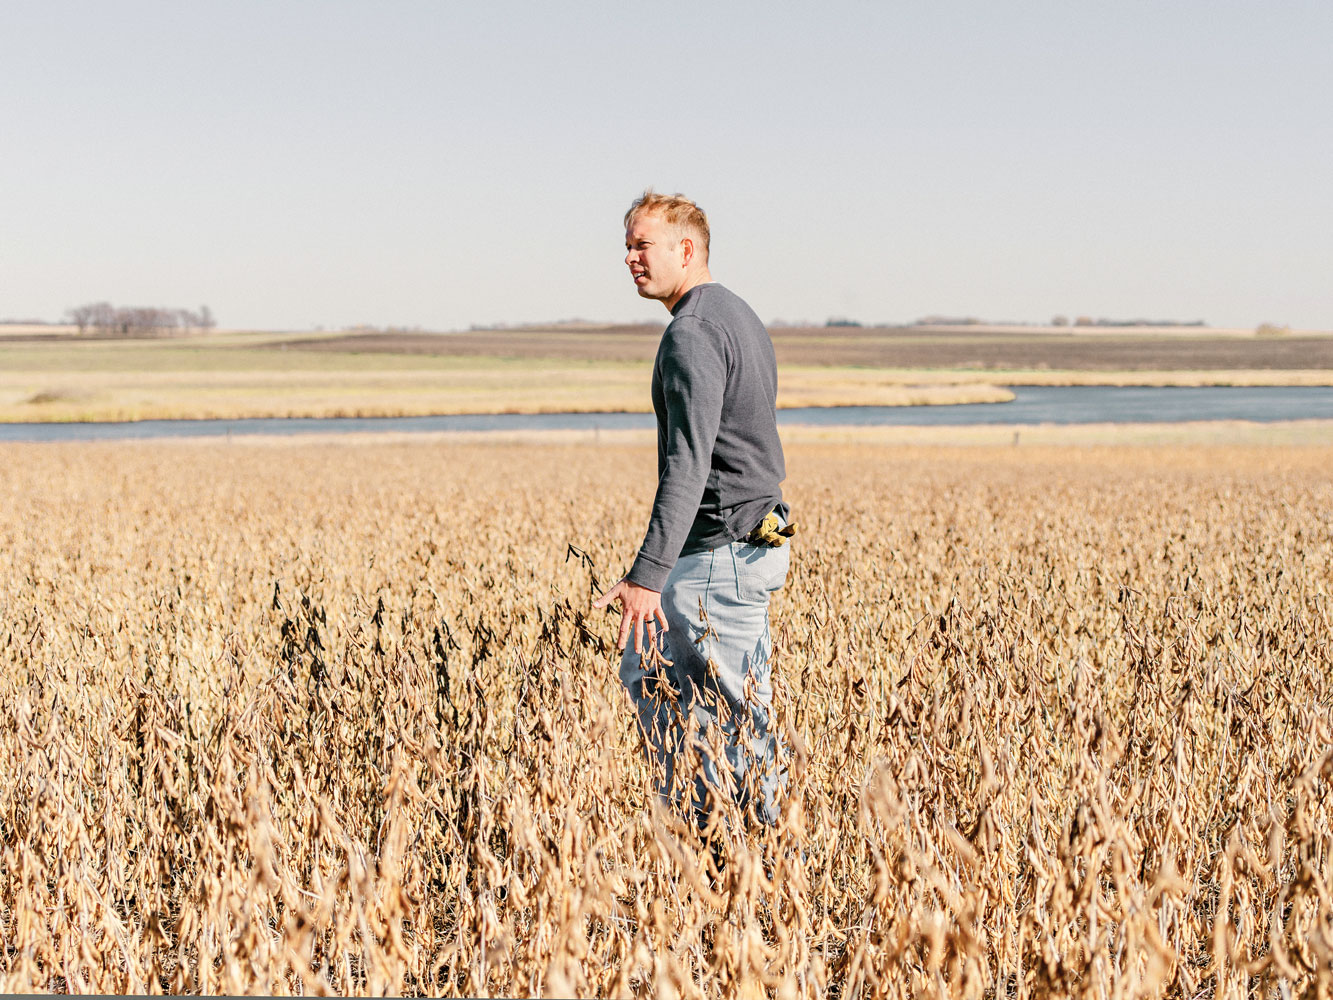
[593,190,793,828]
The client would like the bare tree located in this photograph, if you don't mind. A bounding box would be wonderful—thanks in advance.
[92,302,117,333]
[66,304,96,334]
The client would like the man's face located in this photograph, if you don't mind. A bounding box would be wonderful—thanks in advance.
[624,212,687,304]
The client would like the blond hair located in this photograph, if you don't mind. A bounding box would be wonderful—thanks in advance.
[624,190,710,261]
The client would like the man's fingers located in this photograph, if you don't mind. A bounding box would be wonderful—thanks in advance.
[633,610,648,654]
[653,606,669,631]
[631,610,663,655]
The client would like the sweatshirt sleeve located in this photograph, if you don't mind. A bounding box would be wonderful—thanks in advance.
[627,318,726,591]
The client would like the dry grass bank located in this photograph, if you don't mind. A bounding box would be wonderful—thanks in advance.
[0,366,1013,423]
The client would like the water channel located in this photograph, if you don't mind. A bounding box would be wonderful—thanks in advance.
[3,385,1332,442]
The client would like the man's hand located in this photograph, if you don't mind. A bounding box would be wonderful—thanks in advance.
[592,577,668,653]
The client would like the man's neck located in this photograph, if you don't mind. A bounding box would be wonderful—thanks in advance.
[664,268,713,312]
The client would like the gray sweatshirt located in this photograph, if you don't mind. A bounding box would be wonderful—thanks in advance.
[627,283,788,592]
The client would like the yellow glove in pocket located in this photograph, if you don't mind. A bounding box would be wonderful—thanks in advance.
[746,511,798,547]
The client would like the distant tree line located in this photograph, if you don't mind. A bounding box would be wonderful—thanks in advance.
[1063,316,1206,328]
[65,302,215,336]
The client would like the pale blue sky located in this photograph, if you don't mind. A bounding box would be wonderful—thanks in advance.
[3,1,1330,331]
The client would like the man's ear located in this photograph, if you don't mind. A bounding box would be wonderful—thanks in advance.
[679,236,694,267]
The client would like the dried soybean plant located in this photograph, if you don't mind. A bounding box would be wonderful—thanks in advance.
[1,439,1330,998]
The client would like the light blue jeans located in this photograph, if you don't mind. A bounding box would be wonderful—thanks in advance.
[619,531,790,828]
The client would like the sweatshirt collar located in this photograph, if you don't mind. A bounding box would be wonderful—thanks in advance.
[670,282,716,316]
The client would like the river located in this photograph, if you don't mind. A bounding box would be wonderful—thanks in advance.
[3,385,1332,442]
